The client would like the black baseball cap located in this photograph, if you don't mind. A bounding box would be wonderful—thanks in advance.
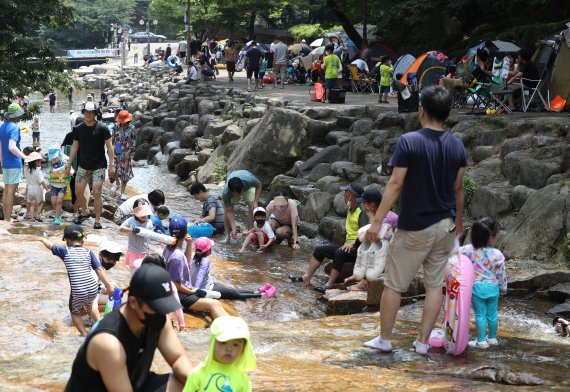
[128,264,182,315]
[361,188,382,204]
[63,224,84,241]
[340,183,365,201]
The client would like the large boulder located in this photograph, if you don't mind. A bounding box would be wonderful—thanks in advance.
[269,175,310,198]
[511,185,537,211]
[180,125,200,149]
[468,184,513,218]
[466,158,502,186]
[318,216,346,244]
[349,119,374,136]
[226,108,309,185]
[502,151,560,189]
[173,121,190,140]
[204,119,233,139]
[147,96,161,110]
[198,114,215,135]
[501,183,570,262]
[333,191,348,216]
[167,148,193,171]
[196,141,240,183]
[136,125,163,146]
[375,113,404,129]
[198,100,217,115]
[302,107,337,120]
[315,175,345,195]
[298,145,346,175]
[175,155,200,179]
[299,192,334,223]
[160,118,177,133]
[220,125,243,145]
[306,163,332,182]
[348,136,373,164]
[133,143,151,161]
[330,161,365,181]
[178,96,194,115]
[306,119,336,144]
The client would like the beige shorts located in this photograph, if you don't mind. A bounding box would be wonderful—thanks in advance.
[384,218,455,293]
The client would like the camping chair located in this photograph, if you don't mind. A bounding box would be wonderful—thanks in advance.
[520,70,550,112]
[467,82,494,113]
[348,64,374,93]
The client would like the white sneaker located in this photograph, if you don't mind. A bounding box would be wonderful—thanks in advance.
[487,337,498,345]
[468,339,489,349]
[365,240,388,280]
[413,339,430,355]
[353,241,371,279]
[110,184,118,193]
[363,336,392,352]
[119,193,128,201]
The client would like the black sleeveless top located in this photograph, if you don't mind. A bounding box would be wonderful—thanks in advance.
[65,306,160,391]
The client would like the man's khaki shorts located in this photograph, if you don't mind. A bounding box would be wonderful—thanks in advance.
[384,218,455,293]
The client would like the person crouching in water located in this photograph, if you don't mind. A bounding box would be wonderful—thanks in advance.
[183,316,256,392]
[40,225,114,336]
[240,207,276,253]
[47,146,71,225]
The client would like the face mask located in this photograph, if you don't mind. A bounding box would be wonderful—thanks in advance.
[346,200,352,208]
[101,261,115,270]
[255,219,265,227]
[140,311,166,331]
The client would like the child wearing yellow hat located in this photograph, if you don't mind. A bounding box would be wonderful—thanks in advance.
[183,316,256,392]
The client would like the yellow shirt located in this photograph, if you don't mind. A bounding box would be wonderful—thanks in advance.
[323,54,340,79]
[345,205,367,243]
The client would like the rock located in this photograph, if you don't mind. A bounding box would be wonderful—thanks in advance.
[298,145,346,175]
[164,141,181,155]
[348,136,372,164]
[501,183,569,261]
[500,135,535,158]
[204,119,233,139]
[197,100,217,115]
[315,175,345,195]
[178,96,194,115]
[147,96,161,110]
[147,146,161,163]
[364,153,382,173]
[375,113,404,129]
[299,192,334,223]
[548,300,570,316]
[302,107,336,120]
[298,221,319,238]
[289,185,317,204]
[537,283,570,302]
[220,125,243,145]
[244,119,261,135]
[173,121,190,140]
[325,131,351,146]
[180,125,199,149]
[336,116,359,129]
[175,155,200,179]
[330,161,365,181]
[468,184,513,218]
[318,216,346,244]
[198,114,215,135]
[167,148,194,171]
[196,141,240,183]
[226,108,309,185]
[511,185,537,211]
[195,137,214,151]
[306,163,332,182]
[325,289,367,315]
[250,107,266,119]
[472,146,497,163]
[159,132,176,149]
[138,114,153,125]
[197,149,213,165]
[306,119,336,144]
[476,129,505,146]
[269,175,310,198]
[333,192,348,216]
[160,118,177,133]
[136,125,163,145]
[371,129,395,149]
[509,270,570,292]
[133,143,151,161]
[402,112,421,132]
[366,275,425,307]
[502,151,560,189]
[349,119,374,136]
[466,158,502,186]
[338,106,366,117]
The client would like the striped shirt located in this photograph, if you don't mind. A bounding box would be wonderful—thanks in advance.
[202,194,224,231]
[52,245,101,296]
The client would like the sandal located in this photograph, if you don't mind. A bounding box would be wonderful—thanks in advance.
[34,217,44,222]
[93,222,103,229]
[74,214,90,224]
[288,275,304,283]
[314,285,331,294]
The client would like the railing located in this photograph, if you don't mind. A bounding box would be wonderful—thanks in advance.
[67,49,119,59]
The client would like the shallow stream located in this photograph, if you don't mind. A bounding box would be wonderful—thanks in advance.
[1,100,568,390]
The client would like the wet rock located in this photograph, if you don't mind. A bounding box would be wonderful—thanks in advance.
[226,108,309,185]
[333,192,348,217]
[196,141,240,184]
[511,185,537,211]
[501,183,569,261]
[349,119,374,136]
[306,163,332,182]
[547,300,570,316]
[180,125,200,149]
[167,148,194,171]
[366,275,425,307]
[306,119,336,144]
[299,192,334,223]
[133,143,151,161]
[331,161,365,181]
[472,146,497,163]
[175,155,200,179]
[147,146,161,163]
[318,216,346,244]
[324,289,367,315]
[136,125,163,145]
[220,124,243,145]
[502,151,560,189]
[468,184,513,218]
[298,145,346,175]
[164,141,181,155]
[315,175,344,195]
[537,283,570,302]
[159,132,176,149]
[297,221,319,238]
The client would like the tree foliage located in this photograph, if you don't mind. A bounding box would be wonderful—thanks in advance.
[40,0,136,49]
[0,0,74,112]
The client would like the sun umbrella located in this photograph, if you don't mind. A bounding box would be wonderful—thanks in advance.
[288,43,303,55]
[310,38,323,47]
[310,46,325,56]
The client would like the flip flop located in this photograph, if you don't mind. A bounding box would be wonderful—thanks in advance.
[288,275,304,283]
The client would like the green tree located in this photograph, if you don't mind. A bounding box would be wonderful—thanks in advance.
[148,0,184,38]
[0,0,74,113]
[40,0,136,49]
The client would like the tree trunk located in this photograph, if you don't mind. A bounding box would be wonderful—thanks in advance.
[248,11,256,40]
[363,0,368,46]
[326,0,362,49]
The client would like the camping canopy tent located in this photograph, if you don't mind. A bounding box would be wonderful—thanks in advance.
[400,51,449,88]
[359,44,397,70]
[467,40,521,60]
[392,54,416,79]
[534,27,570,103]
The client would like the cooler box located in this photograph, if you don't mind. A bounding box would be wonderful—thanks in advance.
[397,90,419,113]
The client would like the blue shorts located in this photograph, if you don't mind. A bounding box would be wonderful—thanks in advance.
[50,186,67,198]
[2,168,22,184]
[325,78,339,90]
[380,85,390,94]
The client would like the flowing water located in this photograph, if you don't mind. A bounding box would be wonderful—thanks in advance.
[1,101,569,390]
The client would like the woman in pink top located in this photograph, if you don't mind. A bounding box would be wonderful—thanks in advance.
[265,192,300,249]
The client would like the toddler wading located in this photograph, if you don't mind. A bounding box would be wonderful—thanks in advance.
[460,217,507,348]
[24,152,48,221]
[47,146,72,225]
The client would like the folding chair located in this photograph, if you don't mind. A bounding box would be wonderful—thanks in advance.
[520,70,550,112]
[468,82,493,113]
[348,64,374,93]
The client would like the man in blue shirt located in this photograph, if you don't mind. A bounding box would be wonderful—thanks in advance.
[0,103,28,221]
[363,86,467,355]
[221,170,262,243]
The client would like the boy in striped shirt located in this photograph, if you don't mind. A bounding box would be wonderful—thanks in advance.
[41,225,114,336]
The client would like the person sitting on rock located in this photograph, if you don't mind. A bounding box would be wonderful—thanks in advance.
[289,183,368,293]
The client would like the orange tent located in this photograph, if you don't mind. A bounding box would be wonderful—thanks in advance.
[400,51,449,88]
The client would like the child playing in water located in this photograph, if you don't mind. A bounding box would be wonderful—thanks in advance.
[119,199,154,273]
[240,207,276,253]
[24,151,48,222]
[48,146,71,225]
[31,115,41,148]
[40,225,114,336]
[183,315,256,392]
[460,217,507,349]
[151,205,170,234]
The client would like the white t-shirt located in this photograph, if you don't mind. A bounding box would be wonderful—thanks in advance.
[116,194,150,217]
[351,59,369,72]
[254,221,276,240]
[188,66,199,81]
